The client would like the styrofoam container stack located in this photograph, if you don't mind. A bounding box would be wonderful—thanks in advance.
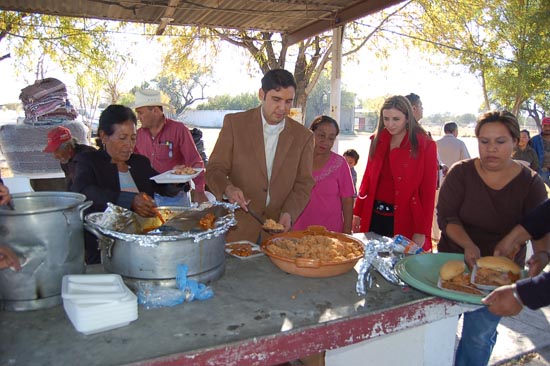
[62,274,138,335]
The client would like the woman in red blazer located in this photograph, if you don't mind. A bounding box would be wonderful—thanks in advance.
[352,95,438,251]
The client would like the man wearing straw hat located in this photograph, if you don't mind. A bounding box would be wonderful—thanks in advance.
[133,89,208,207]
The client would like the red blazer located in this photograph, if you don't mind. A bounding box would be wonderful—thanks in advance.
[353,129,438,250]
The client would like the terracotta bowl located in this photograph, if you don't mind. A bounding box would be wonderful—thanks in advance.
[261,226,364,278]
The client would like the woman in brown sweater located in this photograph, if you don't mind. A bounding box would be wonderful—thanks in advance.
[437,111,549,366]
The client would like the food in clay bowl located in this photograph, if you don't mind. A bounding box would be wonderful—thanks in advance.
[261,225,364,277]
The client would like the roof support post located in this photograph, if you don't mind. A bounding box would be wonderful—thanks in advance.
[330,25,343,152]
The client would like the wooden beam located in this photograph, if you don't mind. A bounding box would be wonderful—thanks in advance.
[287,0,406,45]
[155,0,180,36]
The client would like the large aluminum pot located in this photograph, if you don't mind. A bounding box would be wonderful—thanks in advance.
[0,191,92,311]
[84,203,236,286]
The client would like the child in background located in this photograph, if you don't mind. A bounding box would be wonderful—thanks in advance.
[343,149,359,195]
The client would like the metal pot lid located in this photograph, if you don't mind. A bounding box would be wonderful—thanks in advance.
[0,191,88,216]
[84,202,237,247]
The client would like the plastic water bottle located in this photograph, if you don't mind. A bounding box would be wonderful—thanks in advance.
[392,235,424,255]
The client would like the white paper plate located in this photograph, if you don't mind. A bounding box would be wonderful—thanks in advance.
[62,274,128,302]
[150,168,203,184]
[225,241,264,260]
[437,276,486,296]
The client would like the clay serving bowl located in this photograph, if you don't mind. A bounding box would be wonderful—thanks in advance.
[261,225,364,278]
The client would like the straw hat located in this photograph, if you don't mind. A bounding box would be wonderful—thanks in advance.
[133,89,173,110]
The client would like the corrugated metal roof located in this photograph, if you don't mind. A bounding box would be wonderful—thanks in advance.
[0,0,404,43]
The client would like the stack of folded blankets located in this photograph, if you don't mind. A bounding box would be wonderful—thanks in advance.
[19,78,78,125]
[0,78,87,174]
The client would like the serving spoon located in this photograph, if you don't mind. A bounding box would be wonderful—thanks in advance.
[246,205,284,234]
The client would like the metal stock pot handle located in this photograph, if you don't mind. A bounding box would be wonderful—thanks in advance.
[77,201,93,221]
[83,223,116,258]
[83,222,103,238]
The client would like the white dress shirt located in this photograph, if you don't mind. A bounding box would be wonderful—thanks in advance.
[261,110,285,205]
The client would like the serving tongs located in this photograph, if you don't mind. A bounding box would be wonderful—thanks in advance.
[246,206,264,226]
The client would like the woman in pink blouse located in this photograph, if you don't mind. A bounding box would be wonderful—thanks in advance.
[293,116,355,233]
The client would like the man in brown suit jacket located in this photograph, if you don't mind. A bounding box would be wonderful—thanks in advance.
[206,69,314,243]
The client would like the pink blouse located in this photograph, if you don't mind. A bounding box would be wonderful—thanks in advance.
[293,152,355,232]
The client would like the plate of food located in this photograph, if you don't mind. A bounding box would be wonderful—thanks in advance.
[150,167,203,184]
[395,253,487,304]
[470,256,522,291]
[437,260,484,296]
[225,241,264,259]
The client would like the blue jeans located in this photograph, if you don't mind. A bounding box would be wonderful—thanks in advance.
[154,191,190,207]
[455,306,501,366]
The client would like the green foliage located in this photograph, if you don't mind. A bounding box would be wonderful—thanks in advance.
[0,11,130,137]
[117,92,135,107]
[197,93,259,110]
[146,38,215,114]
[153,72,211,114]
[412,0,550,116]
[358,95,392,112]
[1,102,22,111]
[161,6,406,117]
[0,11,116,76]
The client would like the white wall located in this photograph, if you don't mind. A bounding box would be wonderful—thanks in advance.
[177,110,242,128]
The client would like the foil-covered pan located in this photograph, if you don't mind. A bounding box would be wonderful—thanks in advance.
[84,201,238,247]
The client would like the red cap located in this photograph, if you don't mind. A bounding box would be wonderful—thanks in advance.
[43,126,72,153]
[542,117,550,125]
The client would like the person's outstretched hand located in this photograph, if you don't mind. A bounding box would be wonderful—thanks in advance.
[0,246,21,271]
[482,285,522,317]
[0,183,11,206]
[225,184,248,210]
[279,212,292,232]
[132,193,158,217]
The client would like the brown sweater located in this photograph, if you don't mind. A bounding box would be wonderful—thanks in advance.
[437,159,547,266]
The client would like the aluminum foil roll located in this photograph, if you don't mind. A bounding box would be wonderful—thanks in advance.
[355,234,408,296]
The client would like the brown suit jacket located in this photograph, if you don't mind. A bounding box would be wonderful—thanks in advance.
[206,107,314,243]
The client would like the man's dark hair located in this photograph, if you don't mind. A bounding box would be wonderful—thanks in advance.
[343,149,360,164]
[444,122,458,134]
[261,69,297,93]
[99,105,137,136]
[405,93,421,106]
